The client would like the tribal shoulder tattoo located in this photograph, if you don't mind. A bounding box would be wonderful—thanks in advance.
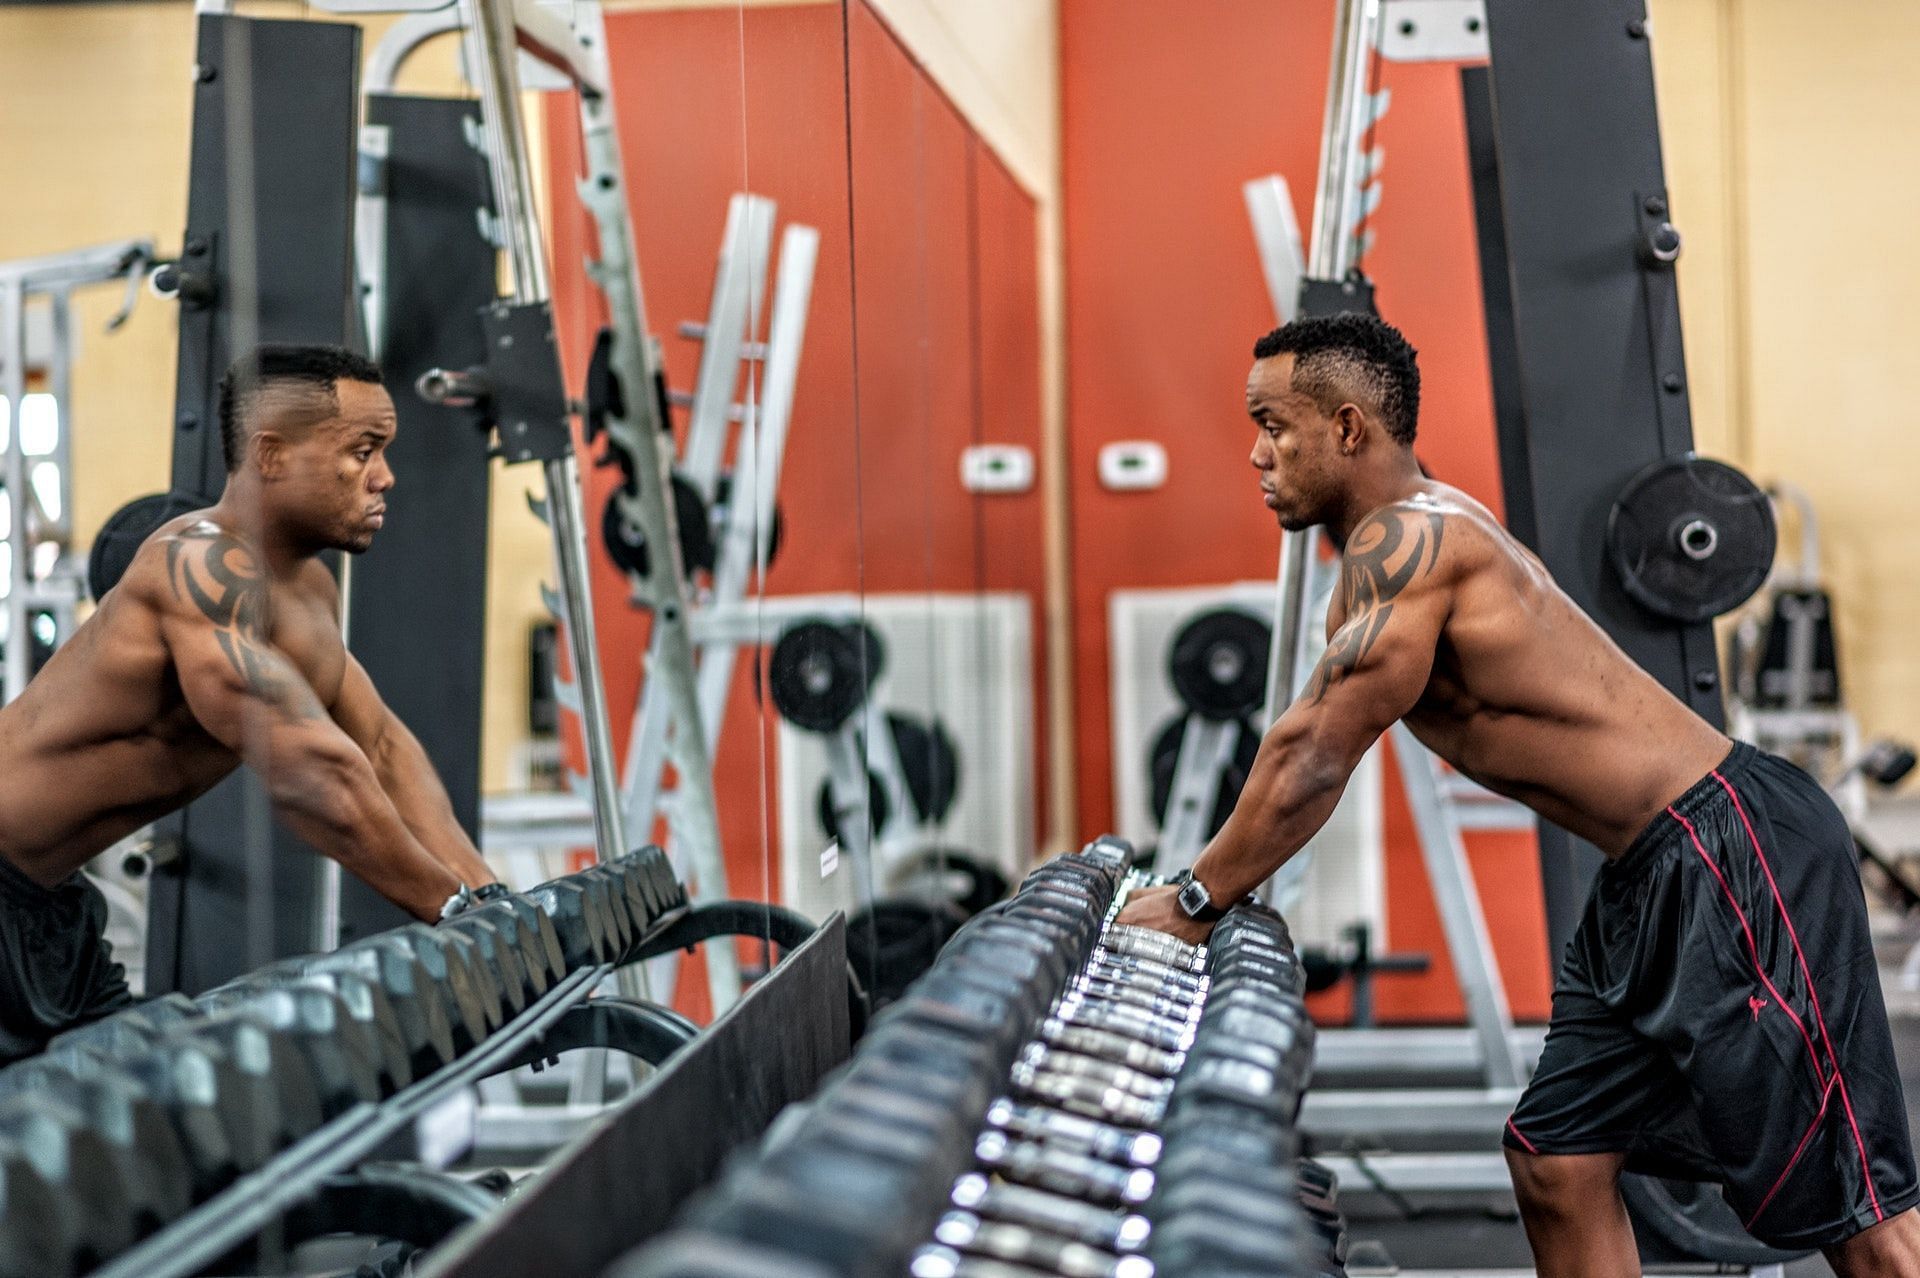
[1304,504,1447,705]
[166,523,326,722]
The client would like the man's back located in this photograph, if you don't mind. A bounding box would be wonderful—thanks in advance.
[1362,483,1730,856]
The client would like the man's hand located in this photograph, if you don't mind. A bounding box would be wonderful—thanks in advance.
[1113,884,1214,947]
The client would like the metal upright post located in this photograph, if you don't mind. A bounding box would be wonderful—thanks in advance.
[693,224,818,739]
[462,0,628,873]
[0,280,27,705]
[1262,0,1383,724]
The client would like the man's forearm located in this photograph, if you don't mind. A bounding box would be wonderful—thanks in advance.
[373,720,497,888]
[268,751,462,922]
[1190,728,1350,903]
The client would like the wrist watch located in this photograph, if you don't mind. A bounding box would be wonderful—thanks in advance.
[1170,868,1227,923]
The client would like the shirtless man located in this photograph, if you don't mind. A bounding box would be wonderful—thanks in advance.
[1116,313,1920,1274]
[0,344,499,1065]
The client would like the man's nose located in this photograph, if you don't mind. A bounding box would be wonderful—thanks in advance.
[371,461,395,493]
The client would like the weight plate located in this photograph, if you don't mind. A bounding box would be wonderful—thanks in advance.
[816,712,960,840]
[1168,609,1272,721]
[712,469,785,571]
[817,767,894,847]
[87,490,202,602]
[1606,455,1775,623]
[886,847,1009,917]
[890,713,960,826]
[1621,1175,1811,1266]
[1148,715,1261,839]
[600,472,715,581]
[769,620,876,732]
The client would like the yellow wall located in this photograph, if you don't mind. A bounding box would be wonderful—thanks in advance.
[0,3,555,793]
[1649,0,1920,754]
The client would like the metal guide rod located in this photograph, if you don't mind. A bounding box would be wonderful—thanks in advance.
[1,279,27,705]
[1262,0,1384,725]
[463,0,628,871]
[1159,718,1243,869]
[47,292,73,545]
[570,2,739,1007]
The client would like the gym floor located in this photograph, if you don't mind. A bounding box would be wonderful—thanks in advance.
[1342,871,1920,1277]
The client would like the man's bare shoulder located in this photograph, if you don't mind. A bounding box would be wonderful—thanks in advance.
[1342,487,1507,583]
[118,516,268,634]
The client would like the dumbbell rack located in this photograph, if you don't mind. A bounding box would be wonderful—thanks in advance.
[0,849,725,1278]
[621,838,1350,1278]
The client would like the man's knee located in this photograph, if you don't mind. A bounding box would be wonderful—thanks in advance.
[1506,1146,1623,1219]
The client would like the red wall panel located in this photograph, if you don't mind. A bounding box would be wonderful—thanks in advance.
[969,147,1048,851]
[544,3,1047,1012]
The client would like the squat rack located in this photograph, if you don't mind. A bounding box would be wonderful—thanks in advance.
[0,240,152,704]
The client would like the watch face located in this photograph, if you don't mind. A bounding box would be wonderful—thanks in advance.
[1177,879,1209,919]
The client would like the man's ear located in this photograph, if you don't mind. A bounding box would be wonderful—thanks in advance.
[1334,403,1368,454]
[253,430,286,480]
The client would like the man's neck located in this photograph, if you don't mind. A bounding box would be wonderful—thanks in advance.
[1327,458,1431,548]
[208,489,313,578]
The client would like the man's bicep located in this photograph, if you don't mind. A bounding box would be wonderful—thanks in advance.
[1292,504,1451,754]
[330,654,392,757]
[156,532,329,747]
[1292,606,1439,760]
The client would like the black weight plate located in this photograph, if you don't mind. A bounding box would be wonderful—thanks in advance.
[815,713,960,844]
[883,847,1009,917]
[602,472,715,581]
[711,469,785,570]
[770,620,872,733]
[1168,608,1272,721]
[1607,455,1776,623]
[890,713,959,826]
[846,899,968,1009]
[1621,1175,1812,1266]
[87,490,202,602]
[1148,714,1261,838]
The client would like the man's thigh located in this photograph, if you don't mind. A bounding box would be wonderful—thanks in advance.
[1504,979,1711,1178]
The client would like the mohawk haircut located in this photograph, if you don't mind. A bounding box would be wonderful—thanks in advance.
[216,344,383,473]
[1252,312,1421,445]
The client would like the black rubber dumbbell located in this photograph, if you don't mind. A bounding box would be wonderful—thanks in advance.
[0,1133,80,1278]
[193,985,384,1119]
[226,967,415,1096]
[37,992,206,1067]
[0,1061,193,1237]
[439,909,533,1019]
[300,940,459,1079]
[524,877,617,971]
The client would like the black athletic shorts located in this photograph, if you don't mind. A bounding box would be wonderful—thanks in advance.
[0,853,133,1067]
[1504,741,1919,1249]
